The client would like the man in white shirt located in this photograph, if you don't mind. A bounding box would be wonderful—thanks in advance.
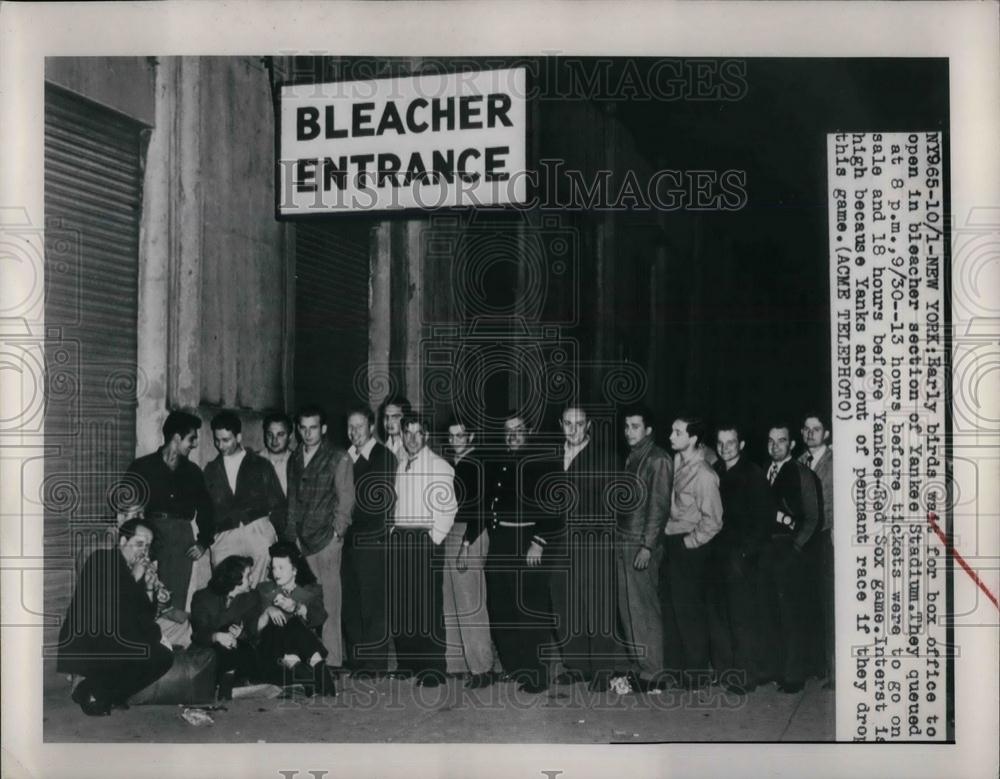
[259,412,293,496]
[389,414,457,686]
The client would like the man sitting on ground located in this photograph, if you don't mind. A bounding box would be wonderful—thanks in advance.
[57,518,174,716]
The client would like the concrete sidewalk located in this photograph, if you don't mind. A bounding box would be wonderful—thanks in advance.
[43,675,834,743]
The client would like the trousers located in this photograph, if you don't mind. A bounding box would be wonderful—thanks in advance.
[388,527,445,675]
[341,523,391,671]
[486,524,553,683]
[615,533,665,679]
[211,517,278,589]
[660,533,712,683]
[442,522,495,675]
[305,536,345,667]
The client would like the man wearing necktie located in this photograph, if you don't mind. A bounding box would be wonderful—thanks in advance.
[759,423,821,694]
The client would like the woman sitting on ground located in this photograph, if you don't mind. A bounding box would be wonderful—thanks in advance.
[255,541,335,696]
[190,555,261,697]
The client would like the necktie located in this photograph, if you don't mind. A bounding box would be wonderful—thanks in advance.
[768,463,779,484]
[805,453,814,469]
[406,456,416,472]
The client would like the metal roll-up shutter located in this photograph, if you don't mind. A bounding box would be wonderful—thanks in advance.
[294,221,371,434]
[43,84,145,656]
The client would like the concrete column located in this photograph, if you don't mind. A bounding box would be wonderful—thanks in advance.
[368,221,392,412]
[404,219,424,408]
[136,57,205,455]
[169,57,203,409]
[135,58,173,454]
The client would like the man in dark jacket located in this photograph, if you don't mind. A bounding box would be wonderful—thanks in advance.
[124,410,214,611]
[485,411,560,694]
[57,518,174,715]
[341,406,396,673]
[535,404,622,692]
[616,404,672,689]
[708,423,774,694]
[204,411,285,587]
[286,404,355,669]
[761,423,822,693]
[444,416,495,687]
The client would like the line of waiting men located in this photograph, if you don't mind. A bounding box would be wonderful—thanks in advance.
[57,396,835,714]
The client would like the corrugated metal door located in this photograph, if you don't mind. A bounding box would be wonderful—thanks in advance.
[294,221,371,435]
[43,84,145,653]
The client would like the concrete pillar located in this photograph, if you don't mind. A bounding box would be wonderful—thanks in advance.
[404,220,425,408]
[368,221,392,412]
[136,58,173,454]
[136,57,204,454]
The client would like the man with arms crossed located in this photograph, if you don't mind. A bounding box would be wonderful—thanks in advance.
[203,411,285,587]
[285,404,355,670]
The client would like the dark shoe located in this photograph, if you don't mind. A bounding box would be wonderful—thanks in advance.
[553,670,585,686]
[724,682,757,695]
[416,672,444,688]
[822,680,835,691]
[778,681,804,694]
[518,679,549,694]
[312,663,338,697]
[464,672,495,690]
[217,670,237,702]
[72,681,111,717]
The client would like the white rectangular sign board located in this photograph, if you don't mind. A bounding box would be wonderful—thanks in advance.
[278,67,528,215]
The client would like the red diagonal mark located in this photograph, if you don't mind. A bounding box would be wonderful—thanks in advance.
[928,512,999,611]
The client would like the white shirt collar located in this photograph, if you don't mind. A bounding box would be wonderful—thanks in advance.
[350,437,377,462]
[806,445,827,466]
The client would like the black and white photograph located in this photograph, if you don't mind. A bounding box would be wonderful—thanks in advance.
[1,2,997,778]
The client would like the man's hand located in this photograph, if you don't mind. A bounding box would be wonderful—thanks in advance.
[186,543,206,560]
[456,544,469,572]
[633,546,652,570]
[131,555,151,582]
[526,541,544,567]
[273,593,296,613]
[266,606,288,626]
[213,631,237,649]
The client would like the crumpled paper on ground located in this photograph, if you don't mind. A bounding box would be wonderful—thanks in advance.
[180,708,214,726]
